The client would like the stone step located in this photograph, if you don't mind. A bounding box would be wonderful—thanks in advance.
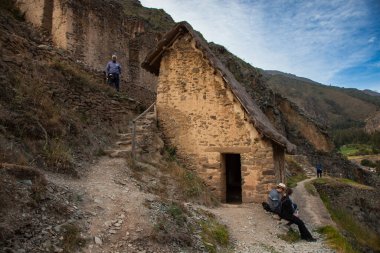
[116,140,132,146]
[130,126,152,132]
[104,147,132,158]
[117,133,132,138]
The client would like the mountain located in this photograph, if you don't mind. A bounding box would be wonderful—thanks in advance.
[263,70,380,130]
[2,1,379,252]
[363,89,380,97]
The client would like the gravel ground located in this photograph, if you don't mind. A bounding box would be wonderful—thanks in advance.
[208,204,335,253]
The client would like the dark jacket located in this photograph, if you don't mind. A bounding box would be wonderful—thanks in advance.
[280,196,295,220]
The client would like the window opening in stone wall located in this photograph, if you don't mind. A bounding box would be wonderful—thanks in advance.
[224,153,242,203]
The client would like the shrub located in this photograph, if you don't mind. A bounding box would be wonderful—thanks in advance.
[200,218,229,253]
[317,226,357,253]
[360,159,376,168]
[164,145,177,161]
[61,224,86,253]
[43,139,74,174]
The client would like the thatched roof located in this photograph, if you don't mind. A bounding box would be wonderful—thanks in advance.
[142,21,296,153]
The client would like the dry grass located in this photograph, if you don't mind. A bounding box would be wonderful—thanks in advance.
[61,224,86,253]
[285,156,308,188]
[304,181,318,196]
[0,164,48,203]
[166,162,219,207]
[317,225,357,253]
[43,139,74,173]
[314,178,380,252]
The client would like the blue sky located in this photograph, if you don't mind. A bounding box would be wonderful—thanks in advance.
[140,0,380,92]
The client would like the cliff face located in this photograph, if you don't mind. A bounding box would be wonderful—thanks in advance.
[16,0,174,104]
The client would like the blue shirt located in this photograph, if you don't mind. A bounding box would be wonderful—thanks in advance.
[106,61,121,75]
[268,189,282,213]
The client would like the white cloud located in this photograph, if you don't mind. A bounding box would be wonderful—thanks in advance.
[140,0,378,87]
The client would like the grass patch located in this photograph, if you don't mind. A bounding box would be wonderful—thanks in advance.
[336,178,374,190]
[50,60,104,93]
[313,179,380,252]
[164,145,177,162]
[165,162,219,206]
[43,139,74,173]
[313,177,373,190]
[340,144,374,157]
[200,217,229,253]
[304,181,318,196]
[278,228,301,243]
[61,224,86,253]
[167,202,187,226]
[317,225,357,253]
[287,173,308,188]
[286,156,308,188]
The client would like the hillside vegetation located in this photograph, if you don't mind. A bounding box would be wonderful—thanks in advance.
[264,72,380,149]
[0,1,137,175]
[264,72,379,128]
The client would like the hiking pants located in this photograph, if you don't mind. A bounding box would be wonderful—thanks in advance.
[108,74,120,92]
[285,215,314,240]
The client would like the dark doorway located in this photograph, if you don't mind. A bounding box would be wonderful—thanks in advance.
[225,154,242,203]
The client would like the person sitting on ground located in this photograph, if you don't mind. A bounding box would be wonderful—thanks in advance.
[263,183,286,214]
[105,54,122,92]
[282,188,298,226]
[280,188,316,242]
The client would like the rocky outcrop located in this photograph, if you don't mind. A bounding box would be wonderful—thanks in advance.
[365,111,380,133]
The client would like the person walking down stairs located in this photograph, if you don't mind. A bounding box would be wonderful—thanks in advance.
[106,54,122,92]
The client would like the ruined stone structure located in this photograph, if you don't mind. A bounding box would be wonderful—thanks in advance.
[142,22,295,203]
[15,0,163,99]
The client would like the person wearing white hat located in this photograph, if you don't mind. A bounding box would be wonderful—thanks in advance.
[266,183,286,214]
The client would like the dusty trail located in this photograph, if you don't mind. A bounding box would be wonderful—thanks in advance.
[209,203,334,253]
[47,157,159,253]
[47,160,336,253]
[292,177,335,228]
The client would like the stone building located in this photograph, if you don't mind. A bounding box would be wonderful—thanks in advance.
[142,22,295,203]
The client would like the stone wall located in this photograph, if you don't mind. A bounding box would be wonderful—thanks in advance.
[156,34,282,202]
[16,0,159,104]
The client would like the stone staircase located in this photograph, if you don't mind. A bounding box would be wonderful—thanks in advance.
[288,155,316,178]
[105,110,162,160]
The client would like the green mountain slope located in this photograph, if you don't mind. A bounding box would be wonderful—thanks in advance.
[264,71,380,129]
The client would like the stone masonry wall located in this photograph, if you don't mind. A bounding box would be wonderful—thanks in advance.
[16,0,158,103]
[156,34,280,203]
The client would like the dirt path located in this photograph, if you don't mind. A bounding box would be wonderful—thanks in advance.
[292,177,335,228]
[47,157,161,253]
[209,204,334,253]
[46,132,335,253]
